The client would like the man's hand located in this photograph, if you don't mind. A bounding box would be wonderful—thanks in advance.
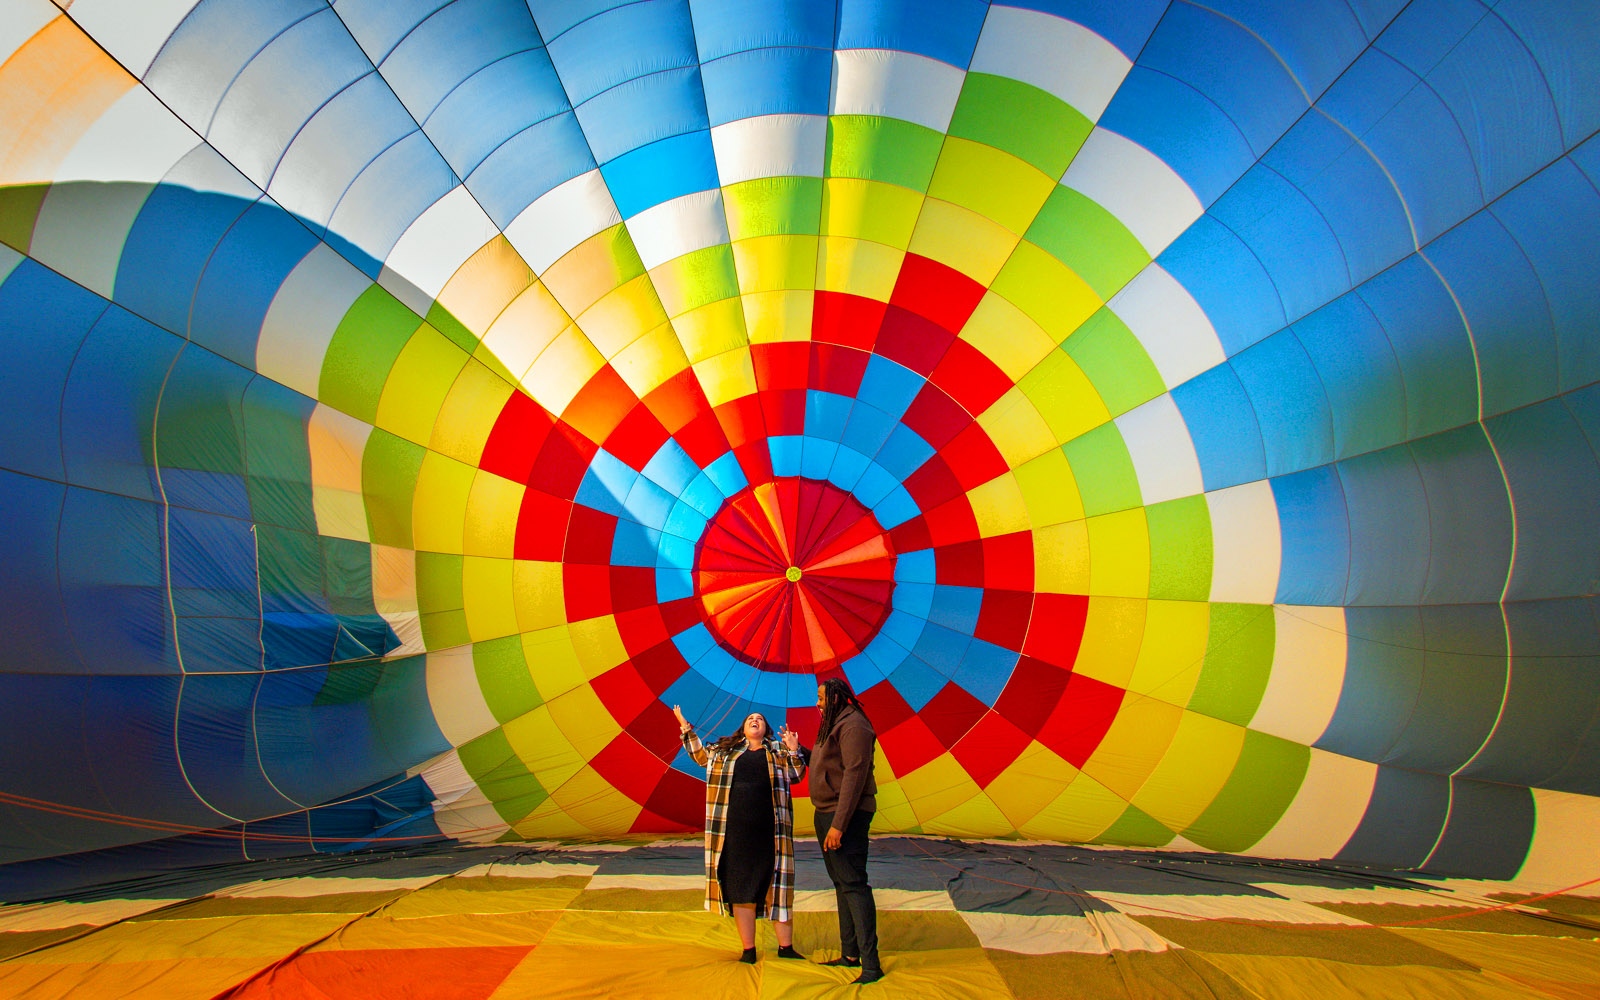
[823,827,843,851]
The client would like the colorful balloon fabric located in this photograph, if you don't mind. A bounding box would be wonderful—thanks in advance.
[1,0,1599,891]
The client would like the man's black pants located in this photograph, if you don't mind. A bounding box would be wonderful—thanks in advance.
[815,808,877,972]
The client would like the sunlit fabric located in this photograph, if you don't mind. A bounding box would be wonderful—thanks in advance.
[1,0,1598,899]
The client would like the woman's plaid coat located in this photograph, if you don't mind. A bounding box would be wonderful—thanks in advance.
[681,731,807,921]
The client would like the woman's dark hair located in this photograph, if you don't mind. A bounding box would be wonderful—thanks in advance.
[707,712,771,754]
[816,677,867,746]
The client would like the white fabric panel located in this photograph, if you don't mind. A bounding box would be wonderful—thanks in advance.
[0,0,57,65]
[1099,892,1367,925]
[381,185,499,301]
[1114,393,1204,505]
[1108,263,1226,388]
[1248,749,1375,860]
[29,182,152,299]
[55,86,200,185]
[970,7,1130,121]
[1063,128,1204,256]
[257,242,373,398]
[1251,605,1346,744]
[0,244,20,284]
[624,188,731,271]
[1517,789,1600,889]
[1206,480,1282,604]
[68,0,201,78]
[830,49,965,133]
[418,750,512,844]
[425,645,501,748]
[710,113,826,184]
[0,898,181,933]
[959,910,1173,955]
[163,142,261,200]
[503,169,621,275]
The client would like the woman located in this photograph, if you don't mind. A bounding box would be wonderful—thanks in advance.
[674,704,807,963]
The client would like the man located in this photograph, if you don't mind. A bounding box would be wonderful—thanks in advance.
[806,677,881,984]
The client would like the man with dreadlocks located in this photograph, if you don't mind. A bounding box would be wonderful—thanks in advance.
[804,676,883,984]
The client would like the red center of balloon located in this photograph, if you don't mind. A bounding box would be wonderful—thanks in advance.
[694,478,896,671]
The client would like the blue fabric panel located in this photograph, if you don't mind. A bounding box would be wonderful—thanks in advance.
[805,390,854,442]
[167,506,258,621]
[1343,0,1410,37]
[1099,67,1257,206]
[0,473,76,674]
[1231,331,1334,476]
[700,46,832,125]
[115,186,255,340]
[1358,77,1486,247]
[1491,400,1600,602]
[927,585,982,634]
[875,424,934,480]
[1199,0,1374,99]
[1491,153,1600,394]
[1170,364,1268,492]
[0,261,104,481]
[190,201,319,368]
[954,639,1019,706]
[1530,598,1600,797]
[1335,766,1447,869]
[466,112,596,227]
[1318,606,1422,761]
[1002,0,1168,60]
[1498,0,1600,148]
[61,307,178,502]
[1356,256,1478,441]
[241,379,320,535]
[834,0,989,67]
[144,0,324,126]
[527,0,634,39]
[153,348,253,519]
[1160,216,1288,357]
[1290,295,1406,461]
[328,130,460,265]
[689,0,836,60]
[1411,426,1513,604]
[580,68,712,166]
[58,487,174,675]
[1423,778,1535,878]
[380,0,542,121]
[1386,603,1506,772]
[857,354,925,418]
[1271,466,1351,605]
[915,622,969,674]
[334,0,451,62]
[1425,212,1558,419]
[544,0,698,103]
[1374,0,1486,78]
[1337,444,1430,606]
[423,49,572,178]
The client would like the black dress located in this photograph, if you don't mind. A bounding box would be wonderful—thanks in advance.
[717,747,774,905]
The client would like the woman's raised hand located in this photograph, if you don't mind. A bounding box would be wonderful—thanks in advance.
[779,725,801,751]
[672,705,690,730]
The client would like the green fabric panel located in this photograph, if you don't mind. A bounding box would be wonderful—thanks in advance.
[320,285,422,423]
[0,183,47,252]
[947,73,1091,177]
[476,634,543,725]
[825,115,943,191]
[321,536,377,618]
[360,429,424,548]
[458,726,549,823]
[156,396,244,474]
[668,244,741,308]
[242,386,315,534]
[416,550,467,649]
[1099,803,1175,847]
[1183,730,1310,853]
[724,176,823,238]
[256,523,322,610]
[421,609,470,649]
[315,661,384,705]
[1189,604,1276,726]
[1060,423,1141,516]
[1146,496,1213,601]
[1061,308,1166,416]
[1025,185,1150,300]
[426,299,480,354]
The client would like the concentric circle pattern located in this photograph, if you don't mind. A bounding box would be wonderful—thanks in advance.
[2,0,1599,883]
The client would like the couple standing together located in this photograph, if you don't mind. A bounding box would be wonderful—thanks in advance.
[673,677,883,984]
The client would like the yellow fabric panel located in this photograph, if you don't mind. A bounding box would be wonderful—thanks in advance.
[540,224,643,319]
[1032,521,1090,594]
[1014,449,1084,527]
[923,792,1015,839]
[410,451,474,554]
[483,281,570,380]
[1019,350,1110,444]
[1082,694,1183,802]
[819,177,923,248]
[612,321,690,398]
[0,956,274,1000]
[308,404,373,543]
[1390,930,1600,994]
[966,473,1029,537]
[732,234,819,293]
[376,325,466,446]
[721,176,817,241]
[504,703,585,791]
[567,614,627,679]
[870,779,917,834]
[519,625,584,700]
[907,197,1019,286]
[815,235,904,299]
[370,542,418,619]
[646,245,737,317]
[743,288,815,344]
[523,326,606,415]
[1072,596,1145,689]
[1019,771,1129,842]
[432,359,515,466]
[977,387,1058,466]
[672,298,749,364]
[1128,600,1211,706]
[985,742,1080,831]
[435,235,534,337]
[1199,954,1540,1000]
[512,561,565,632]
[462,473,521,558]
[0,16,135,188]
[1130,710,1247,832]
[462,555,517,642]
[959,293,1056,381]
[548,764,640,834]
[574,272,668,359]
[926,137,1056,236]
[1087,508,1150,598]
[693,346,759,406]
[991,241,1101,344]
[331,908,563,948]
[2,912,351,964]
[897,754,982,825]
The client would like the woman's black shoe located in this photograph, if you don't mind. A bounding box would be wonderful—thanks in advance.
[853,969,885,984]
[820,956,860,967]
[738,947,757,964]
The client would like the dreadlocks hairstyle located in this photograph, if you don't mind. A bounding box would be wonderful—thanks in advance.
[816,677,867,747]
[707,712,772,754]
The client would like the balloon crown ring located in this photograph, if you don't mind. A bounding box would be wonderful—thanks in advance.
[784,566,803,582]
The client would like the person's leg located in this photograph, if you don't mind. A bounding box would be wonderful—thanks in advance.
[815,809,859,964]
[833,810,879,978]
[733,903,758,948]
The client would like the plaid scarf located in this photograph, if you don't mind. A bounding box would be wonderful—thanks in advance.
[681,732,807,921]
